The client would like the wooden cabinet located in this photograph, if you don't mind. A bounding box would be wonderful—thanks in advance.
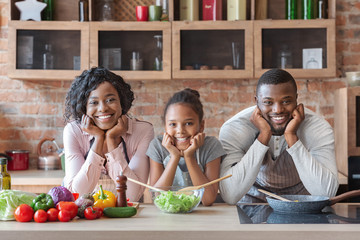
[172,21,253,79]
[253,19,336,78]
[8,0,337,81]
[334,87,360,177]
[8,21,90,80]
[90,22,171,80]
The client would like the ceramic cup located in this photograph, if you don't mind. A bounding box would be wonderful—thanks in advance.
[149,5,162,21]
[136,6,148,21]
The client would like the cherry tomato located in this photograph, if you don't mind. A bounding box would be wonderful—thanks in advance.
[47,208,59,222]
[126,198,133,206]
[58,210,71,222]
[14,204,34,222]
[84,207,98,220]
[92,207,103,218]
[34,209,48,223]
[56,201,78,219]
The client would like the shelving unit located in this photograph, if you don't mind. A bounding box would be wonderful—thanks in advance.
[8,0,337,81]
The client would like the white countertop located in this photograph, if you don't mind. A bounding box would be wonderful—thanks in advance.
[0,203,360,240]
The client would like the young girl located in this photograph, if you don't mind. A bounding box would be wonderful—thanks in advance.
[147,88,226,206]
[63,67,154,202]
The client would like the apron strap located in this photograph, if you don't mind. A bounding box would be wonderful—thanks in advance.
[84,137,130,164]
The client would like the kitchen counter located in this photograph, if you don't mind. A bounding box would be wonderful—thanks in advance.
[1,203,360,240]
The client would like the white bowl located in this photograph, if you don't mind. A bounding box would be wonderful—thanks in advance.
[149,186,204,213]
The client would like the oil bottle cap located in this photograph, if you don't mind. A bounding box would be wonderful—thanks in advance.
[0,157,7,165]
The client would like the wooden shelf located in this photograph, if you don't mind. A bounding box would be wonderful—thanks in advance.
[8,0,337,81]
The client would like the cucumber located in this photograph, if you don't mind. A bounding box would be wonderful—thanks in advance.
[103,207,137,218]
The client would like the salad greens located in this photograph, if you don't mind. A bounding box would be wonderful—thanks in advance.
[0,190,36,221]
[154,191,201,213]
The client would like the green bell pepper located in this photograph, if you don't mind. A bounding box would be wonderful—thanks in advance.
[31,193,54,211]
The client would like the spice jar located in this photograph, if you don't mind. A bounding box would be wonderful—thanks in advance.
[97,0,115,21]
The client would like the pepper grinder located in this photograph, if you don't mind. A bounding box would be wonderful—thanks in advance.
[116,172,128,207]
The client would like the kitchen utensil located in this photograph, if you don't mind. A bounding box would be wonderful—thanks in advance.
[258,189,292,202]
[37,137,61,170]
[178,174,232,192]
[126,177,163,192]
[4,150,29,171]
[266,190,360,213]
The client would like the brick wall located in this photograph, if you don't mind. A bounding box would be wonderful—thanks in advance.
[0,0,359,168]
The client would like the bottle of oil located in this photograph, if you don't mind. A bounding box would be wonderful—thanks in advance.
[0,157,11,190]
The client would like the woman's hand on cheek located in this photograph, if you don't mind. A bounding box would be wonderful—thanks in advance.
[106,115,128,140]
[162,132,181,158]
[81,115,104,138]
[183,132,205,158]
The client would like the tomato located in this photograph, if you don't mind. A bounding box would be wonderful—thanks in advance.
[84,207,98,220]
[93,207,103,218]
[14,204,34,222]
[34,209,48,223]
[126,198,133,206]
[58,210,71,222]
[47,208,59,221]
[56,201,78,219]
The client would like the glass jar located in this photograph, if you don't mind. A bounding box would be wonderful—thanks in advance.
[317,0,328,19]
[302,0,314,19]
[285,0,297,20]
[97,0,115,21]
[153,35,163,71]
[79,0,89,22]
[277,45,292,69]
[42,0,54,20]
[43,43,54,69]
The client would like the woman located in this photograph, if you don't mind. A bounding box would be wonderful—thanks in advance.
[63,67,154,202]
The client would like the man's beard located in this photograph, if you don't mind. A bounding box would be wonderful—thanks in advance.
[265,117,292,136]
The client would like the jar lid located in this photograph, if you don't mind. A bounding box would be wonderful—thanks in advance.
[0,157,7,165]
[5,150,29,154]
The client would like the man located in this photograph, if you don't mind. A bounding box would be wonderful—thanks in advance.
[219,69,339,204]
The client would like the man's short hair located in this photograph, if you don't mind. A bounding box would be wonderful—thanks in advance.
[256,69,297,96]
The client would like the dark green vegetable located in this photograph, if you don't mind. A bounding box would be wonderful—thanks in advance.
[103,207,137,218]
[30,193,54,211]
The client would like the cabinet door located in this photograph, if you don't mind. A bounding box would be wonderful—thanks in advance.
[254,19,336,78]
[172,21,253,79]
[8,21,90,80]
[90,22,171,80]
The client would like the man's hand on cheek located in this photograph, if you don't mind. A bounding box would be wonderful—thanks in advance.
[250,107,272,145]
[284,103,305,147]
[285,103,305,135]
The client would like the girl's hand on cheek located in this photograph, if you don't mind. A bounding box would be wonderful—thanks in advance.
[106,115,128,139]
[81,115,104,138]
[184,132,205,158]
[161,132,181,158]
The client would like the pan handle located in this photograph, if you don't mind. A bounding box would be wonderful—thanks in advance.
[329,190,360,205]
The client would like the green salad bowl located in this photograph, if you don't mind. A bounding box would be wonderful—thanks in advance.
[150,186,204,214]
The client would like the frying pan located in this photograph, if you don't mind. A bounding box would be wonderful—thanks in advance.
[266,190,360,213]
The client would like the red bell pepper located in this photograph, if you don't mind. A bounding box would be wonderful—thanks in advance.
[56,201,78,219]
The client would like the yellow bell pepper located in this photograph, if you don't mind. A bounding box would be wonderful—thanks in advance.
[93,185,116,210]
